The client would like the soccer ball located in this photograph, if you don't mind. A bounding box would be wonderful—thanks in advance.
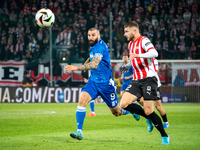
[35,8,55,28]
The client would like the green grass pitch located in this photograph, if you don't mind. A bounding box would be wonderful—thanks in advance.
[0,103,200,150]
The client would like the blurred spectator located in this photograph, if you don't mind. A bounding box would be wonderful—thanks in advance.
[0,41,5,61]
[162,38,169,59]
[155,41,161,51]
[28,37,37,56]
[41,0,47,8]
[31,4,37,15]
[168,37,177,59]
[178,38,187,59]
[115,41,122,60]
[116,27,124,43]
[37,28,44,45]
[32,44,41,61]
[190,42,197,59]
[183,8,191,22]
[23,73,32,87]
[15,39,24,60]
[23,3,30,15]
[9,10,17,22]
[152,15,158,26]
[160,9,168,22]
[122,48,128,56]
[78,39,88,60]
[25,45,31,62]
[4,46,11,61]
[12,51,20,61]
[7,34,14,45]
[192,0,198,12]
[69,40,76,58]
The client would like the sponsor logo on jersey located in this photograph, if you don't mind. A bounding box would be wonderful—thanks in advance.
[145,42,151,47]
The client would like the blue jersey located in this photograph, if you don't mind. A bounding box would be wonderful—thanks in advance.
[89,38,112,83]
[122,64,133,85]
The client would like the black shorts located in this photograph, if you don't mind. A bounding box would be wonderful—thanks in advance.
[125,77,158,101]
[155,86,162,100]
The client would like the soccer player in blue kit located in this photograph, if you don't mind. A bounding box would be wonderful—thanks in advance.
[64,28,133,140]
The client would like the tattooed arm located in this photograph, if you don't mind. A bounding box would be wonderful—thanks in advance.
[64,57,101,72]
[77,57,101,70]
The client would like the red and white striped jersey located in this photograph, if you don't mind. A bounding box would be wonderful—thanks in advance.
[128,36,157,80]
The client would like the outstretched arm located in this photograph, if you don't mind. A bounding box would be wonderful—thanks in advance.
[64,57,101,72]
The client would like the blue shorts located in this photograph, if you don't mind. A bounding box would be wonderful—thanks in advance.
[82,78,118,108]
[121,83,129,91]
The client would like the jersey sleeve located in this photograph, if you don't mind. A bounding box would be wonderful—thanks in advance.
[93,45,104,60]
[153,59,159,72]
[142,38,155,52]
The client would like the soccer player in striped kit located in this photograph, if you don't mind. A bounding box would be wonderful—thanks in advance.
[120,21,170,145]
[122,58,169,128]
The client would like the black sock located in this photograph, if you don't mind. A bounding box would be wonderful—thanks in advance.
[162,114,168,122]
[124,104,147,118]
[148,112,168,137]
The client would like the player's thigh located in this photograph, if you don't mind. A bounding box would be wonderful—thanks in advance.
[120,81,141,108]
[78,92,92,106]
[82,80,98,99]
[97,82,118,108]
[120,92,138,108]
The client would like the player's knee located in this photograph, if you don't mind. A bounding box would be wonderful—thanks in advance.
[155,105,161,111]
[120,101,127,109]
[78,97,87,106]
[144,109,153,116]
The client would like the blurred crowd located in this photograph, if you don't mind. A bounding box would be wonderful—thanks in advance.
[0,0,200,62]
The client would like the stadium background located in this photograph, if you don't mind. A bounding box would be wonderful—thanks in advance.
[0,0,200,103]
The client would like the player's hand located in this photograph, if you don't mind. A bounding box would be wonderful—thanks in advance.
[120,65,128,73]
[83,78,88,83]
[129,53,139,60]
[64,65,78,72]
[125,76,129,80]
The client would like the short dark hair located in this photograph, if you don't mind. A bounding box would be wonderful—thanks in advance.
[88,28,100,33]
[124,21,139,28]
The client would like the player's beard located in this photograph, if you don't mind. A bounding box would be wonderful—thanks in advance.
[89,38,98,46]
[127,33,135,41]
[124,60,128,64]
